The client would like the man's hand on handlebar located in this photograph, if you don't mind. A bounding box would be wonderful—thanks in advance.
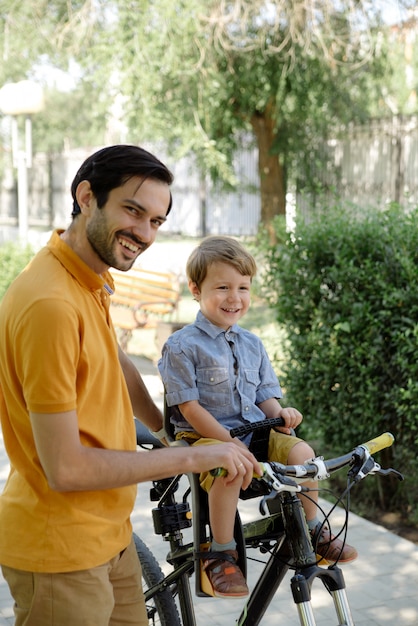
[190,443,262,490]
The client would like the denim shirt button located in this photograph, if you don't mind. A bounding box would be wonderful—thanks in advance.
[244,406,249,411]
[210,377,214,382]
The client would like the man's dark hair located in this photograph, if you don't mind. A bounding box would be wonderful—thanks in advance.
[70,144,174,218]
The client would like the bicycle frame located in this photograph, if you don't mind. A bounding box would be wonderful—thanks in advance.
[238,491,353,626]
[143,473,354,626]
[136,421,401,626]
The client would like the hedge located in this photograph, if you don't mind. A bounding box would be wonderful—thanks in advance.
[0,242,34,301]
[262,205,418,521]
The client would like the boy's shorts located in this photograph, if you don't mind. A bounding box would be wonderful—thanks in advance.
[175,430,304,492]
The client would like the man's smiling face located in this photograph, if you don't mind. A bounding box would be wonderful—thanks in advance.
[85,176,170,271]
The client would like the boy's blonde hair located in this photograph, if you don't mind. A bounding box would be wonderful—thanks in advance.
[186,236,257,288]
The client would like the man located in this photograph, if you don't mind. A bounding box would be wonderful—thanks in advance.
[0,145,258,626]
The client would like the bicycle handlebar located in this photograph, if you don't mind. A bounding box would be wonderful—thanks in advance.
[357,431,394,455]
[210,430,401,488]
[229,417,285,438]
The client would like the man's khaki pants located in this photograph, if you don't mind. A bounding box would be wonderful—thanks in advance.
[1,537,148,625]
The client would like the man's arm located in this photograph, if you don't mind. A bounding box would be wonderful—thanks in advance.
[30,409,258,492]
[118,345,163,432]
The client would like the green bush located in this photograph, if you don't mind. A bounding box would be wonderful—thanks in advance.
[0,242,34,301]
[263,205,418,520]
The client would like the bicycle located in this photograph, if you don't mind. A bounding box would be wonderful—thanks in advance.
[133,417,403,626]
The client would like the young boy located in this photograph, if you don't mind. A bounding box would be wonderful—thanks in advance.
[158,236,357,598]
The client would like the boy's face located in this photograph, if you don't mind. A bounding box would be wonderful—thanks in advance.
[189,261,251,330]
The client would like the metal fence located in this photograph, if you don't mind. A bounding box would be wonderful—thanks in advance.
[297,115,418,217]
[0,144,261,243]
[1,114,417,243]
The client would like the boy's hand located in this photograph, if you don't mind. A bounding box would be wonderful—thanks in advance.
[276,407,303,435]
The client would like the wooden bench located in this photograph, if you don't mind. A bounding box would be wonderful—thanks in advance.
[109,267,181,351]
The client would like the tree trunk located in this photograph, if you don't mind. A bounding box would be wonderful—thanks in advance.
[250,100,286,243]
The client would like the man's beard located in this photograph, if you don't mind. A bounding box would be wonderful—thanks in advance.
[86,212,145,271]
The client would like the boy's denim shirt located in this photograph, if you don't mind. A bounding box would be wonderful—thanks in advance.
[158,311,282,438]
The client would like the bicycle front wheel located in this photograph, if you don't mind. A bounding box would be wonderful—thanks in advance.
[134,533,181,626]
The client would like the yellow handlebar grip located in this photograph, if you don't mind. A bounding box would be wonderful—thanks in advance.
[210,462,267,479]
[210,467,227,477]
[362,432,394,454]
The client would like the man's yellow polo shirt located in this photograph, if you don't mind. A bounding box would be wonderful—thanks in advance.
[0,231,137,572]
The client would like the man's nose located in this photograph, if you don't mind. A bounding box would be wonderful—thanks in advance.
[132,220,153,244]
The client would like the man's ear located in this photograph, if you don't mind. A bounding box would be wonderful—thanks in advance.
[188,280,201,301]
[75,180,94,216]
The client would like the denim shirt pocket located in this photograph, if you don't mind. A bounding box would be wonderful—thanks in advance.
[243,369,260,389]
[196,367,230,407]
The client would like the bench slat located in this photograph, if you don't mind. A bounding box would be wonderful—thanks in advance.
[109,267,181,350]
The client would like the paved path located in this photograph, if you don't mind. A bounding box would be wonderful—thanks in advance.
[0,364,417,624]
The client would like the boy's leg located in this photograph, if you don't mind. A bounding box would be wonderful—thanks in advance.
[192,437,249,598]
[204,477,249,598]
[193,436,244,545]
[208,476,241,545]
[2,538,147,626]
[268,431,319,521]
[268,431,358,563]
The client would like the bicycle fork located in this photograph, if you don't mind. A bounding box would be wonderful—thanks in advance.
[283,494,355,626]
[291,565,354,626]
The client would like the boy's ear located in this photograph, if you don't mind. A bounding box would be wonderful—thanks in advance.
[188,280,201,300]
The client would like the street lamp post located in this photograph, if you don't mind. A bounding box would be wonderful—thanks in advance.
[0,80,44,243]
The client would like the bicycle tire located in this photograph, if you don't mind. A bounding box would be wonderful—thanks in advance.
[134,532,182,626]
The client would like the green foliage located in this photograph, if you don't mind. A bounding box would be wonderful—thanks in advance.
[0,242,34,300]
[33,85,109,153]
[112,0,391,185]
[263,205,418,519]
[375,22,418,115]
[1,0,416,223]
[0,1,109,155]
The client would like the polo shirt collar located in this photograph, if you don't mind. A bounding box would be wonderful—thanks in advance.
[47,229,114,292]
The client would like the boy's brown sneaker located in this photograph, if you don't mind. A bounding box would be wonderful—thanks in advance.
[202,549,249,598]
[311,523,358,564]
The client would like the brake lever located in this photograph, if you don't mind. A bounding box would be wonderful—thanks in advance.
[259,490,280,516]
[376,467,404,481]
[349,455,376,482]
[262,463,306,493]
[258,475,305,516]
[349,455,404,482]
